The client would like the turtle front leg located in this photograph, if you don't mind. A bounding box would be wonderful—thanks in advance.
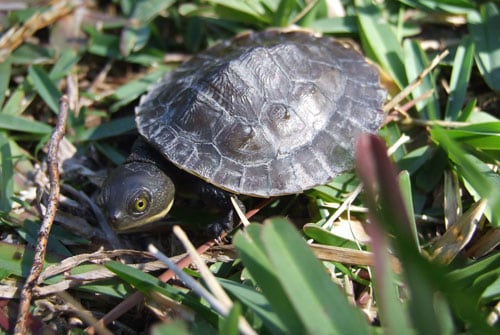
[197,182,245,238]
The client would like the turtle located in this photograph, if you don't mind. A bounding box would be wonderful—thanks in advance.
[98,29,386,236]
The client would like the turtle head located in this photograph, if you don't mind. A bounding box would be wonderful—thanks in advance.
[99,161,175,232]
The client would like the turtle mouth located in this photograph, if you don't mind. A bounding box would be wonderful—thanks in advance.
[105,209,128,231]
[106,199,175,232]
[102,207,138,232]
[109,218,144,233]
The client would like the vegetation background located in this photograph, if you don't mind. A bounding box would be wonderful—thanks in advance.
[0,0,499,334]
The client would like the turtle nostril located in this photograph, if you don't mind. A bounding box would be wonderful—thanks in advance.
[107,211,122,226]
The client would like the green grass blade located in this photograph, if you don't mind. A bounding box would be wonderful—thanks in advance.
[78,281,135,300]
[355,0,407,88]
[447,253,500,288]
[105,261,185,299]
[430,127,500,227]
[273,0,297,26]
[1,83,31,116]
[86,27,122,59]
[468,3,500,91]
[9,43,53,65]
[468,110,499,123]
[49,49,81,80]
[20,219,72,256]
[460,97,477,121]
[0,240,134,298]
[206,0,271,25]
[445,122,500,151]
[0,241,57,278]
[219,278,287,334]
[310,16,358,34]
[234,223,307,334]
[397,145,435,174]
[398,171,418,249]
[28,65,62,114]
[120,0,177,56]
[94,142,127,165]
[129,0,176,23]
[397,0,476,14]
[106,261,219,324]
[220,303,241,335]
[120,25,151,56]
[0,132,14,212]
[109,68,167,112]
[302,224,360,249]
[0,113,52,134]
[80,116,135,141]
[444,37,475,121]
[151,321,191,335]
[259,218,370,334]
[0,60,11,109]
[403,39,440,119]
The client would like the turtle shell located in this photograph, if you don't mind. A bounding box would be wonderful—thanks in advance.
[136,29,386,197]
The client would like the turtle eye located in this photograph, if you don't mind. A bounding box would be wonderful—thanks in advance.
[129,192,150,215]
[134,197,148,212]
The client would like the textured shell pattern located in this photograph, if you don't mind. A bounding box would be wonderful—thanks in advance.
[136,30,386,197]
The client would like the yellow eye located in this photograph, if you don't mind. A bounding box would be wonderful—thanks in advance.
[133,196,148,213]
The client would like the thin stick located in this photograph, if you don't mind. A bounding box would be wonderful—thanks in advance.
[86,239,221,335]
[0,0,76,62]
[149,245,229,314]
[56,291,114,335]
[398,89,434,113]
[172,226,233,307]
[14,96,69,335]
[86,197,273,334]
[323,184,363,231]
[392,115,471,128]
[383,49,449,113]
[149,244,257,335]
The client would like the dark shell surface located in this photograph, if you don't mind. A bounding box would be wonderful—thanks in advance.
[136,30,386,197]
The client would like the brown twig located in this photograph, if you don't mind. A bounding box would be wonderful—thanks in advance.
[86,197,275,334]
[398,89,435,113]
[383,49,449,113]
[57,291,114,335]
[14,96,69,335]
[0,0,77,62]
